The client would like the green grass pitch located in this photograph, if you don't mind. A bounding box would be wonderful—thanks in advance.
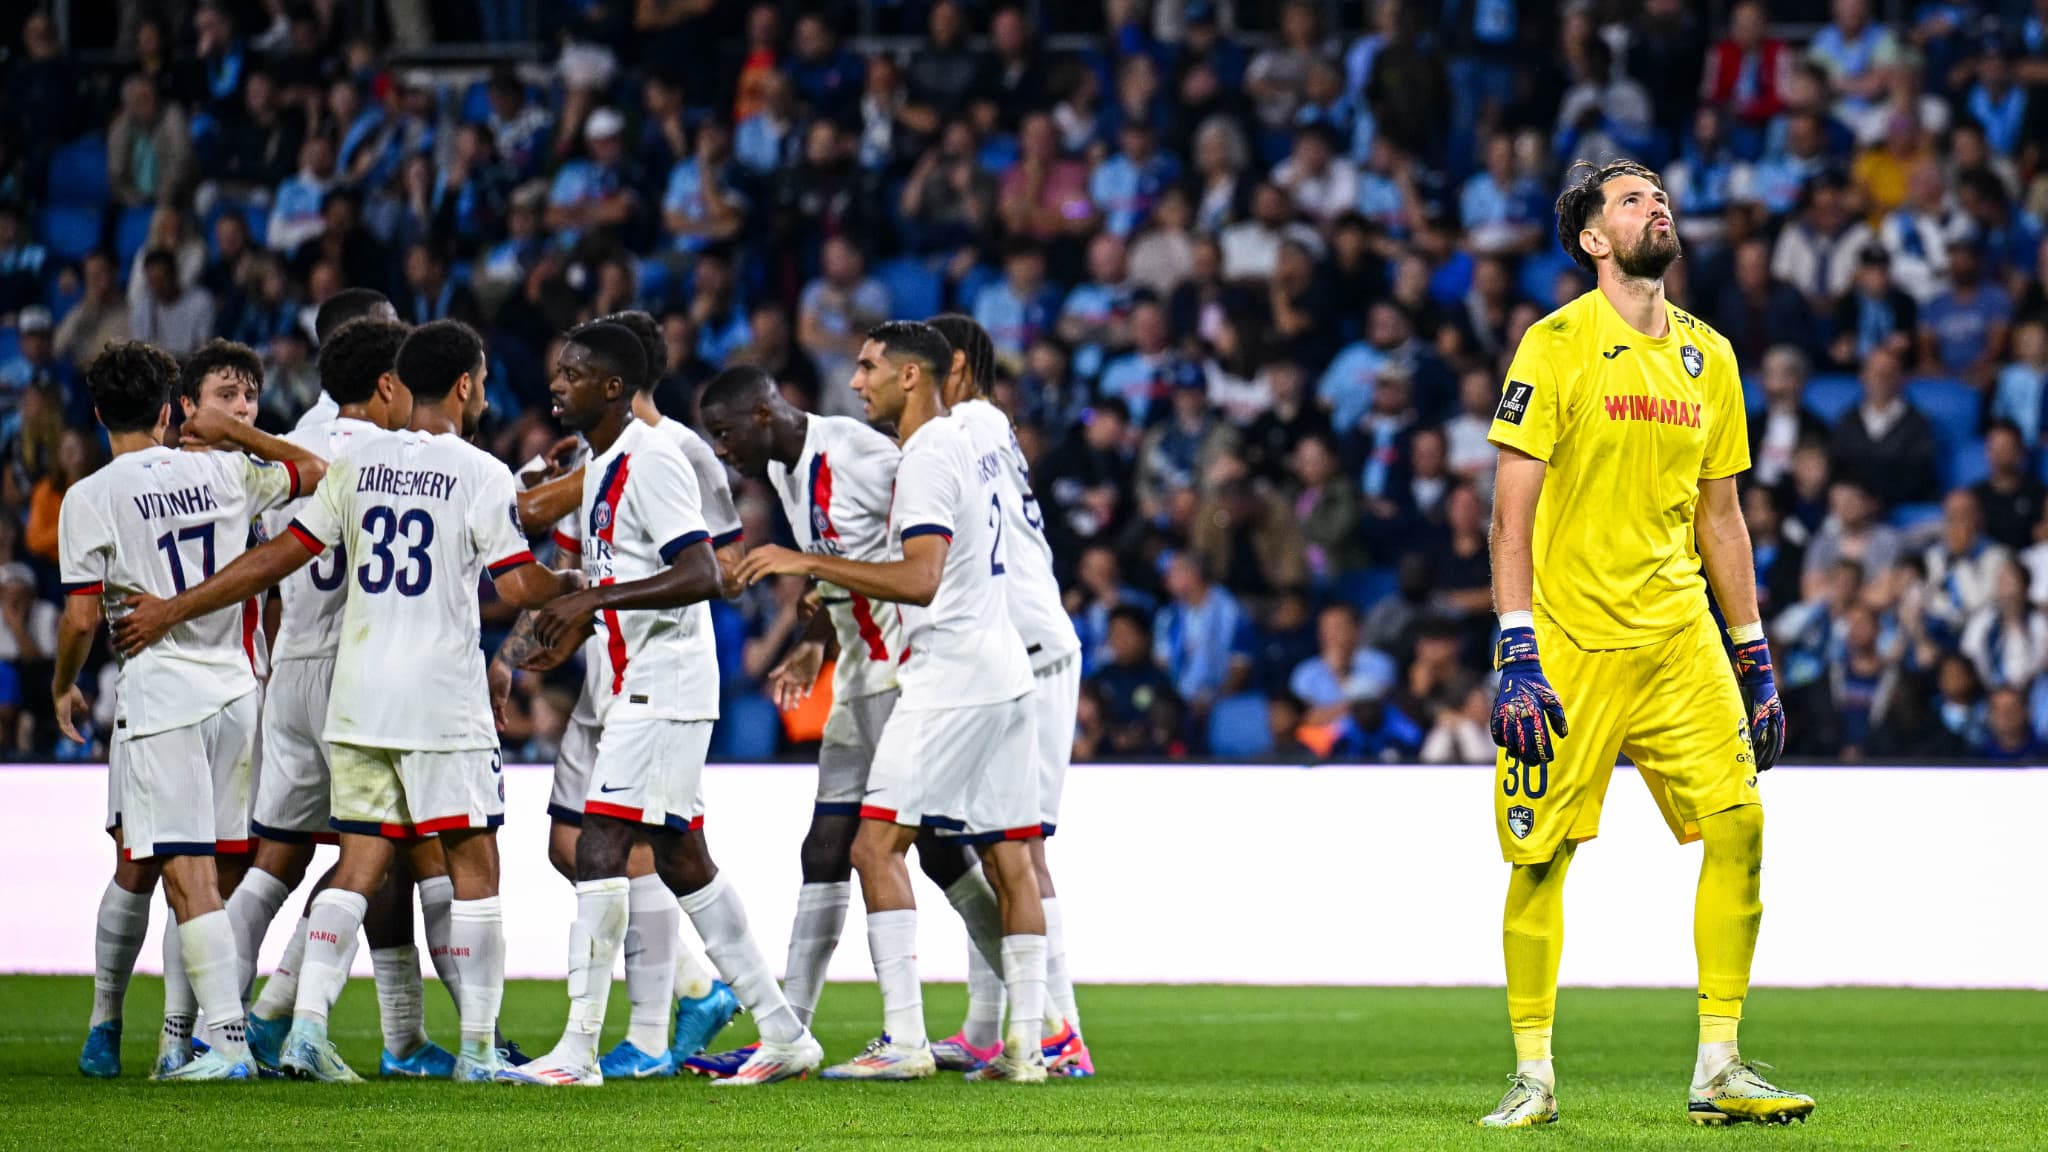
[2,977,2044,1150]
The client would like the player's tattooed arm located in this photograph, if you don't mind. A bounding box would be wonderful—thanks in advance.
[515,467,585,534]
[180,407,328,495]
[487,611,563,729]
[51,593,101,743]
[733,536,948,607]
[111,533,318,657]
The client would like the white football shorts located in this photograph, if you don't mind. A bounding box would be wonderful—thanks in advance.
[251,656,336,842]
[119,690,259,859]
[1031,653,1080,834]
[815,688,898,815]
[863,692,1039,843]
[329,742,505,837]
[583,715,713,833]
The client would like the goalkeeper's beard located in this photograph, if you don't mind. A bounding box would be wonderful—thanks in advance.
[1614,222,1682,282]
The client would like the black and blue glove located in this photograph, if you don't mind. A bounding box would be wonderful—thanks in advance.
[1733,635,1786,771]
[1491,626,1568,766]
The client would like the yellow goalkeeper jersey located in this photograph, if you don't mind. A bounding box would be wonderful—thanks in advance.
[1488,288,1750,651]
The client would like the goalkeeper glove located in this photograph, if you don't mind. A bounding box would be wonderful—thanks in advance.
[1733,634,1786,771]
[1491,626,1569,766]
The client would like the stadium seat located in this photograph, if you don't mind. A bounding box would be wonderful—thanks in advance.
[713,693,782,761]
[0,326,18,364]
[1801,374,1861,424]
[37,204,101,264]
[242,203,269,248]
[1335,566,1400,612]
[1906,377,1980,448]
[113,205,155,269]
[635,258,671,306]
[1741,375,1763,412]
[45,135,109,205]
[955,263,1001,312]
[1943,440,1990,490]
[1890,502,1944,533]
[875,257,940,321]
[1207,693,1273,759]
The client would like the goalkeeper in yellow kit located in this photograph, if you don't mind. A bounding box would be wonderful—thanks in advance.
[1476,160,1812,1129]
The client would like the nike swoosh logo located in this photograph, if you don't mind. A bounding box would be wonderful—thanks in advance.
[598,783,629,794]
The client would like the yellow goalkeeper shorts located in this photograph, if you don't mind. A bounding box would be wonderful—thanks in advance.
[1494,609,1760,864]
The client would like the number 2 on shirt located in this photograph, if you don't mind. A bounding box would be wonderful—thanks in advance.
[988,493,1006,576]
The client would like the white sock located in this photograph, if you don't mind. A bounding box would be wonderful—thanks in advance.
[678,875,804,1045]
[866,908,925,1047]
[416,874,459,1000]
[1518,1059,1555,1092]
[252,915,308,1018]
[293,889,369,1026]
[782,881,850,1028]
[624,874,679,1056]
[372,946,428,1056]
[560,877,630,1065]
[180,910,250,1061]
[1043,895,1080,1036]
[945,869,1006,1046]
[90,882,151,1027]
[1695,1041,1739,1087]
[673,911,720,1001]
[449,897,505,1049]
[998,934,1047,1059]
[223,867,291,1001]
[161,907,195,1039]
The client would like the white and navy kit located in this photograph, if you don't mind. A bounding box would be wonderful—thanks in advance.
[251,416,383,842]
[953,398,1083,834]
[579,418,721,831]
[549,418,741,825]
[59,446,303,858]
[287,430,534,836]
[766,414,904,813]
[864,417,1039,843]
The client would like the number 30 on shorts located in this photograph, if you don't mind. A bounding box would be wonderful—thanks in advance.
[1502,760,1548,799]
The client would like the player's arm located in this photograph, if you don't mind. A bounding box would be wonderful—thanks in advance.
[516,466,585,534]
[764,587,836,709]
[530,536,722,651]
[1489,447,1545,617]
[1698,474,1787,769]
[112,531,319,656]
[51,593,101,743]
[181,406,327,495]
[735,535,947,607]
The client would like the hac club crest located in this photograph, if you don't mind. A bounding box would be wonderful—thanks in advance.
[1508,805,1534,840]
[1680,344,1705,378]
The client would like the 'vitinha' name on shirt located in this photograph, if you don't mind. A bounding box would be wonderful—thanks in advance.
[133,485,219,519]
[356,464,459,500]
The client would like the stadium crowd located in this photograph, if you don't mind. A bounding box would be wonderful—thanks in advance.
[1,0,2046,764]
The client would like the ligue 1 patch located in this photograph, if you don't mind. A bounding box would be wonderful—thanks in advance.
[1495,380,1534,425]
[1681,344,1705,378]
[1508,805,1534,840]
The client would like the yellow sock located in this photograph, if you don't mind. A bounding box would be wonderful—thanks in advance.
[1505,843,1574,1072]
[1694,806,1763,1020]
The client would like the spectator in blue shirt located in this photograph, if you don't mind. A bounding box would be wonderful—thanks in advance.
[0,308,68,426]
[1070,544,1156,677]
[267,135,336,254]
[797,236,891,417]
[1098,298,1193,427]
[1976,686,2046,761]
[1918,245,2012,381]
[485,68,552,182]
[1459,130,1547,253]
[1289,602,1398,728]
[1965,46,2029,157]
[972,243,1061,365]
[548,107,644,250]
[0,204,48,321]
[1057,232,1136,383]
[1153,551,1250,715]
[786,12,865,114]
[1093,605,1184,758]
[1090,121,1181,238]
[1992,320,2047,444]
[686,250,752,368]
[662,118,747,258]
[735,72,799,179]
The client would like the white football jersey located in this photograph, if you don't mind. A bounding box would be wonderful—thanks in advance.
[294,392,339,433]
[59,446,301,735]
[289,430,535,751]
[889,417,1033,711]
[580,418,719,723]
[951,398,1081,670]
[767,414,904,701]
[658,418,745,548]
[263,417,385,664]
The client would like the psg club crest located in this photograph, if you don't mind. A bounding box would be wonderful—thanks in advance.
[1508,805,1534,840]
[1680,345,1705,378]
[592,500,614,532]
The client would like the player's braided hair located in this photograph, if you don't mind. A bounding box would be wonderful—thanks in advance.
[1554,158,1664,274]
[178,338,264,405]
[925,313,995,398]
[86,341,178,433]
